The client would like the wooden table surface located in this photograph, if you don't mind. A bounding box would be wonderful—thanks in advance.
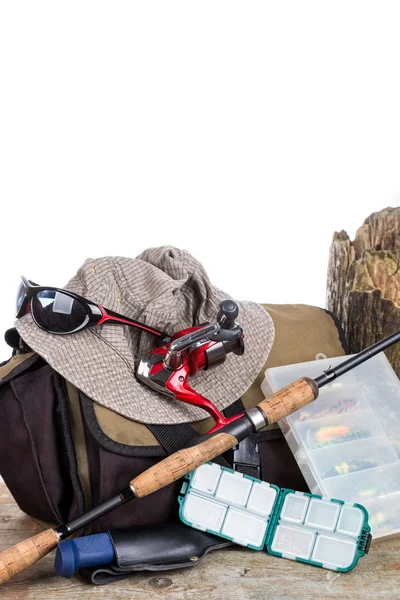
[0,483,399,600]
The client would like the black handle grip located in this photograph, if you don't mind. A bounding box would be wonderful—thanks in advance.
[217,300,239,329]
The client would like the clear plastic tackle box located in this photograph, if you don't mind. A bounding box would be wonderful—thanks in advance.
[261,353,400,540]
[178,463,371,571]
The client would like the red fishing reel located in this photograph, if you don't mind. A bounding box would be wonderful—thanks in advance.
[137,300,245,433]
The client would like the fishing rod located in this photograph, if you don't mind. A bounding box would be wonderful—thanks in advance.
[1,324,399,584]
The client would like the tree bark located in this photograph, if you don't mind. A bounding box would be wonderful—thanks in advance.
[327,207,400,376]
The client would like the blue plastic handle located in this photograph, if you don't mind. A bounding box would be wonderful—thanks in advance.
[54,532,115,578]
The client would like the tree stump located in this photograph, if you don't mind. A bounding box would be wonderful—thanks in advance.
[326,207,400,376]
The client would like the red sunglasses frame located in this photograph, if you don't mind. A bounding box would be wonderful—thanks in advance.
[17,276,169,340]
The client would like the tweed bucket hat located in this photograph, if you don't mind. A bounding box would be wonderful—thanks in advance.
[15,246,275,424]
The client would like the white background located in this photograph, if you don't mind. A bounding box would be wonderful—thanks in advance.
[1,2,400,360]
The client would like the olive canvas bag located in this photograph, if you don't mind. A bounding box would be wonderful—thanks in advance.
[0,304,346,532]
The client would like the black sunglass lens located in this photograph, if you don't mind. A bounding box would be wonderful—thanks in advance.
[32,291,88,333]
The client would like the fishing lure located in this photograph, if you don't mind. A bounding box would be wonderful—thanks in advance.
[357,487,379,500]
[309,425,370,448]
[298,397,361,422]
[369,511,386,530]
[325,459,379,478]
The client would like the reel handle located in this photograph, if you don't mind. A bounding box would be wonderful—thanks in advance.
[217,300,239,329]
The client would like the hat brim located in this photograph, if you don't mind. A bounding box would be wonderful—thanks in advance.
[15,300,274,425]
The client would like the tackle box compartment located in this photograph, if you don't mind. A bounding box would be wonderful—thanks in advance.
[261,353,400,540]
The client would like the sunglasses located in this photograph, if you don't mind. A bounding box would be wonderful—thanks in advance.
[16,276,169,340]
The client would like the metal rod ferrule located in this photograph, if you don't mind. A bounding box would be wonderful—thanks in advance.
[245,407,268,431]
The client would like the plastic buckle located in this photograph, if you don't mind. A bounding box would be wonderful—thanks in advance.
[360,531,372,554]
[232,436,261,478]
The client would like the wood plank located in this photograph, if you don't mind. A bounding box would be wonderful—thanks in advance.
[0,483,398,600]
[0,485,14,505]
[0,505,42,532]
[0,543,399,600]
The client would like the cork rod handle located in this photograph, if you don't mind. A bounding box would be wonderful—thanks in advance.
[258,377,319,425]
[131,431,239,497]
[0,528,59,584]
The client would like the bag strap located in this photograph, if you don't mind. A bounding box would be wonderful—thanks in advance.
[146,423,200,455]
[147,422,231,468]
